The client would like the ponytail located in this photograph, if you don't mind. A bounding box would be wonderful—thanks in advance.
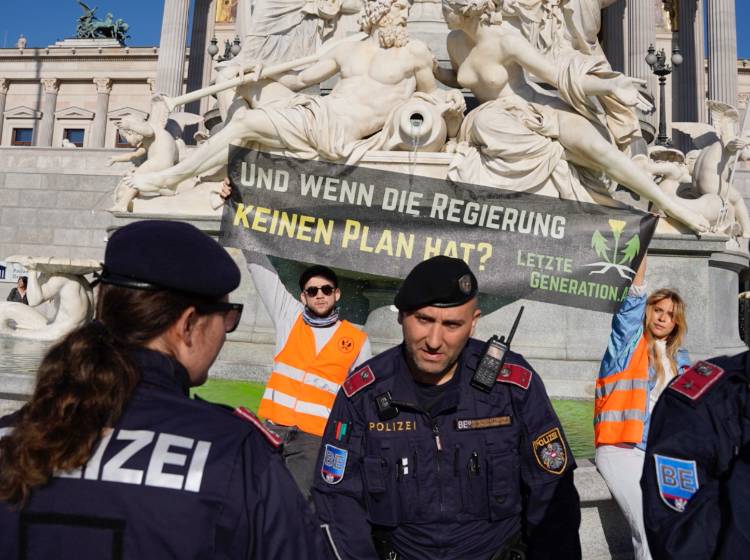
[0,284,195,506]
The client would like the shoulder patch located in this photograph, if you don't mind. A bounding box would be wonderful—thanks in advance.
[343,365,375,397]
[234,407,283,449]
[654,454,699,512]
[669,360,724,402]
[496,362,532,390]
[532,427,568,475]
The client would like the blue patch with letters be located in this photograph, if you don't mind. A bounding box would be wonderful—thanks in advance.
[321,444,348,485]
[655,454,699,512]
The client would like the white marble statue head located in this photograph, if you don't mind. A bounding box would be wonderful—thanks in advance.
[359,0,410,48]
[116,116,151,147]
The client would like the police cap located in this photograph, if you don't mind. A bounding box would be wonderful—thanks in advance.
[101,220,240,299]
[394,256,478,312]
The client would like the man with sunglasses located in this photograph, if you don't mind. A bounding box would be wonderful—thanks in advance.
[251,256,371,500]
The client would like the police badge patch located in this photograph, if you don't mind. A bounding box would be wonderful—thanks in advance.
[532,427,567,475]
[321,444,348,485]
[654,454,699,512]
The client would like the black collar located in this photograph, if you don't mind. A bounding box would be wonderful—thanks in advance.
[132,348,191,397]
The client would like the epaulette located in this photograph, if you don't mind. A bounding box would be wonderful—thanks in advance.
[496,362,532,390]
[234,407,283,449]
[668,360,724,402]
[343,365,376,397]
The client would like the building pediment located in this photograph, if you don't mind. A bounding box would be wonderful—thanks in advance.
[108,106,148,121]
[55,106,95,120]
[4,105,42,119]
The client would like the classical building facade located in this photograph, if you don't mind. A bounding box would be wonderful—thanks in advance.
[0,0,746,149]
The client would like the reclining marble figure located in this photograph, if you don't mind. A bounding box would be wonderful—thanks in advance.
[122,0,465,194]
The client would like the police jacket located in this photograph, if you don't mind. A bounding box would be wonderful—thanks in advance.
[0,348,329,560]
[641,352,750,559]
[312,339,582,560]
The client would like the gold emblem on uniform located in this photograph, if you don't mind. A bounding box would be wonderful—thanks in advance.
[368,420,417,432]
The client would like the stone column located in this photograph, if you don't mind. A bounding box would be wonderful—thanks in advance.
[602,0,626,73]
[0,79,8,145]
[672,0,706,151]
[185,0,213,143]
[91,78,112,148]
[186,0,212,115]
[627,0,657,124]
[37,78,60,147]
[155,0,190,98]
[674,0,703,122]
[707,0,738,108]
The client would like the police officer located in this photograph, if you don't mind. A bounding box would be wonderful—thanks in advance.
[641,353,750,558]
[312,256,582,560]
[0,220,329,559]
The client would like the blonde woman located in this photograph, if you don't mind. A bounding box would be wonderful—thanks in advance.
[594,256,690,560]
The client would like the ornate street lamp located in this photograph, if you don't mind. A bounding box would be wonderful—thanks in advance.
[645,44,683,147]
[207,35,241,61]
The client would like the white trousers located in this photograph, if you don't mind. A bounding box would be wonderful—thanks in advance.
[595,445,652,560]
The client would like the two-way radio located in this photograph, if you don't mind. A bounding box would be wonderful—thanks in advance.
[470,306,525,393]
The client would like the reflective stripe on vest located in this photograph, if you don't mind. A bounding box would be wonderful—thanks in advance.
[594,336,649,447]
[258,315,367,437]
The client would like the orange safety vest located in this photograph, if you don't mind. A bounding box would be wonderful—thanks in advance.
[258,315,367,437]
[594,336,649,446]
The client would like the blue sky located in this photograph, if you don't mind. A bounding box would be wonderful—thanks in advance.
[1,0,749,57]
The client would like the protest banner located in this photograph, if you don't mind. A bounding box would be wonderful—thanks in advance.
[221,147,658,313]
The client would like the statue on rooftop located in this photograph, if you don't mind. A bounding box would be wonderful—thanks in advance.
[75,1,130,45]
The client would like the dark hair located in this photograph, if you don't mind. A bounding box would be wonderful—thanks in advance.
[299,265,338,291]
[0,284,200,506]
[18,276,27,289]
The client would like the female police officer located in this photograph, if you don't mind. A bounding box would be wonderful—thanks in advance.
[0,220,329,559]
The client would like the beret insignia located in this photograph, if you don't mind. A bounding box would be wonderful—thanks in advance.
[669,361,724,401]
[234,407,283,448]
[496,363,532,390]
[458,274,473,294]
[343,365,375,397]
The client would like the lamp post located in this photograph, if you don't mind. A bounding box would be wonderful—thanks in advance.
[645,44,683,147]
[207,34,241,61]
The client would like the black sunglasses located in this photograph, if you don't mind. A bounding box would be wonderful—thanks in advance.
[304,285,335,297]
[194,302,244,333]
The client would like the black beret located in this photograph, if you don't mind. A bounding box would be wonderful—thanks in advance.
[299,265,338,290]
[102,220,240,299]
[394,256,478,312]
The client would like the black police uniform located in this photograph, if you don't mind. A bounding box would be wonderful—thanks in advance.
[0,220,330,559]
[0,348,329,559]
[641,353,750,559]
[312,340,582,560]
